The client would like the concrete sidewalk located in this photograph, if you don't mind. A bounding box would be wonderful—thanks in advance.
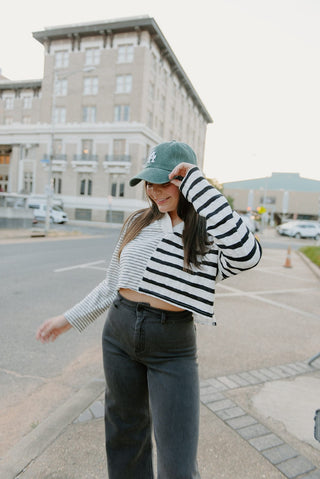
[1,241,320,479]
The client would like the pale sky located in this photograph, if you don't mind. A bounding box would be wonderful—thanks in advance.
[1,0,320,183]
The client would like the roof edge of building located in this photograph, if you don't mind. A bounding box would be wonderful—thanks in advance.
[0,79,42,90]
[223,171,320,192]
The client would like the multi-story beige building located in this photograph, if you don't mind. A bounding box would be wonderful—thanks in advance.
[0,16,212,222]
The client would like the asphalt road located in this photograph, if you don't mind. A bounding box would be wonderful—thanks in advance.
[0,227,121,456]
[1,229,121,372]
[1,225,317,378]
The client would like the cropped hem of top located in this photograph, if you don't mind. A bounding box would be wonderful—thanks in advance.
[64,167,262,332]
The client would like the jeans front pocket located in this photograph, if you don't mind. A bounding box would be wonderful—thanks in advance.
[102,300,135,353]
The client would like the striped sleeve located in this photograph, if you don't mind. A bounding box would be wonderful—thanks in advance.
[63,229,124,332]
[180,167,262,278]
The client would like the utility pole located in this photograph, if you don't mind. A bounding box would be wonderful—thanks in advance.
[44,71,57,234]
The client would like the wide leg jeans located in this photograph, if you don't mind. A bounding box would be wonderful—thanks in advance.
[102,293,201,479]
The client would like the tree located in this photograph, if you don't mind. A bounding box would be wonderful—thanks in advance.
[206,177,234,210]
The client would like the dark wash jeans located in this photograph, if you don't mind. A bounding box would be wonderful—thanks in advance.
[102,293,201,479]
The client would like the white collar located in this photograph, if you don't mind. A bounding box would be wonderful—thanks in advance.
[160,213,184,234]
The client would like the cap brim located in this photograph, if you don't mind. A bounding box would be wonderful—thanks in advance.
[129,168,170,187]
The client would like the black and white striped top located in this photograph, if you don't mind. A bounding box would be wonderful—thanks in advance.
[64,167,262,332]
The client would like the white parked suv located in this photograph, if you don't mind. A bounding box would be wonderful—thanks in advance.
[32,204,68,224]
[276,221,320,240]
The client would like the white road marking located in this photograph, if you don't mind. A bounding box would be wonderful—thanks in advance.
[253,267,316,283]
[217,283,319,320]
[54,260,107,273]
[216,286,318,297]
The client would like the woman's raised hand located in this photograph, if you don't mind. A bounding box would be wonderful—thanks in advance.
[36,315,72,343]
[169,162,195,187]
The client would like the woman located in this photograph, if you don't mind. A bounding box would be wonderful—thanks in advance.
[37,141,262,479]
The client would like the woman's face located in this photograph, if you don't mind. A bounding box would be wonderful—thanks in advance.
[146,181,180,216]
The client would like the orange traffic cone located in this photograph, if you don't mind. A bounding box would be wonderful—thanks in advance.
[283,246,292,268]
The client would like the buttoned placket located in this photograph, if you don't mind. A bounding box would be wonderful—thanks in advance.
[133,304,168,354]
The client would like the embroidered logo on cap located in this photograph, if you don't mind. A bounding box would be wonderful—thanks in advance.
[147,151,156,163]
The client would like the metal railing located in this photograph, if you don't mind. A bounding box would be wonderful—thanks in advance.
[104,155,131,163]
[73,154,98,162]
[41,154,67,162]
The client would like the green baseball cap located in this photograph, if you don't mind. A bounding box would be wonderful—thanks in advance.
[129,141,198,186]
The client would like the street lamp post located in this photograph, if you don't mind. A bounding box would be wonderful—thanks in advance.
[44,71,57,234]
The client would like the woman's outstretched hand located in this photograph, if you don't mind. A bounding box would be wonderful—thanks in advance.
[36,315,72,343]
[169,162,195,187]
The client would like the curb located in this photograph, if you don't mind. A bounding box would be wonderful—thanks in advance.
[0,375,105,479]
[296,250,320,281]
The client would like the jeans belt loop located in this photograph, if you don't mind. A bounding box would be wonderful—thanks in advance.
[161,311,166,324]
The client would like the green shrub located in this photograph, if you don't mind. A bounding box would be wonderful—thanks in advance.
[299,246,320,267]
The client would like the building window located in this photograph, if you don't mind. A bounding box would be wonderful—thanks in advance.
[83,77,98,95]
[55,50,69,68]
[106,210,124,223]
[56,78,68,96]
[53,175,62,194]
[80,177,92,196]
[82,139,93,156]
[23,96,32,109]
[119,183,125,197]
[24,172,33,194]
[114,105,130,122]
[160,95,166,111]
[115,75,132,93]
[114,106,120,121]
[22,116,31,124]
[85,47,100,65]
[151,53,157,71]
[53,107,66,123]
[4,96,14,110]
[111,183,117,197]
[24,146,32,159]
[163,70,168,85]
[113,139,126,157]
[0,154,10,165]
[82,106,96,122]
[149,82,155,100]
[259,196,276,205]
[0,175,8,192]
[5,117,13,125]
[171,107,175,122]
[147,111,153,129]
[111,181,125,198]
[75,208,92,221]
[53,139,63,156]
[118,44,134,63]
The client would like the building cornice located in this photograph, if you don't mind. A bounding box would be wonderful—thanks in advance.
[0,79,42,91]
[32,16,213,123]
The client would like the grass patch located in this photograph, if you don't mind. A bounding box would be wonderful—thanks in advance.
[299,246,320,267]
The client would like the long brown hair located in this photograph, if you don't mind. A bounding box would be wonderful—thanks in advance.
[118,186,211,268]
